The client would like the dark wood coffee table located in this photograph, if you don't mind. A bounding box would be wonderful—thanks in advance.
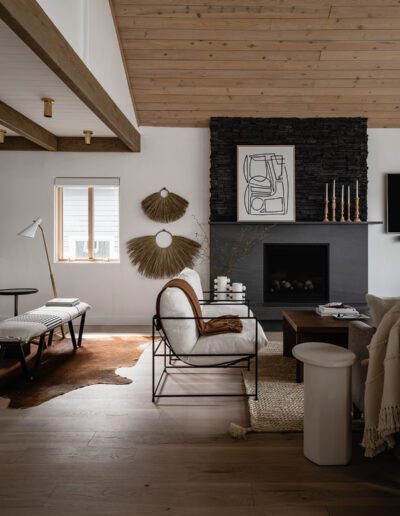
[282,310,353,383]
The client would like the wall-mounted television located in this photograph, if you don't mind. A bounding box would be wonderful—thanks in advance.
[386,173,400,233]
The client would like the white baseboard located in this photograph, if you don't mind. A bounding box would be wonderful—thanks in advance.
[82,314,152,326]
[0,313,152,326]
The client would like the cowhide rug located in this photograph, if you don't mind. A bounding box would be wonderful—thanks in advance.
[0,335,151,409]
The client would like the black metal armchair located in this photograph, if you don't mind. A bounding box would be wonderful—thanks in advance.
[151,289,267,402]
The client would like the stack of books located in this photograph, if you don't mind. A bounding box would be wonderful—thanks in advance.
[316,302,359,317]
[46,298,80,307]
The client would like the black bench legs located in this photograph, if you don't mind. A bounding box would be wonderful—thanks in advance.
[20,313,86,381]
[68,313,86,350]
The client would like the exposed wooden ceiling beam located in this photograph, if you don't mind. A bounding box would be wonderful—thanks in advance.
[57,137,130,152]
[0,100,57,151]
[0,136,131,152]
[0,0,140,152]
[0,136,41,150]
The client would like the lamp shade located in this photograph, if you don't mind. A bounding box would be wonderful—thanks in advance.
[18,217,43,238]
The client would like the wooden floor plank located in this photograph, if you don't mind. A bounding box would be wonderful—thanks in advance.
[0,328,398,514]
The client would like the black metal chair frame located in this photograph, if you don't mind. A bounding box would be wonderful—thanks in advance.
[0,313,86,381]
[152,296,259,402]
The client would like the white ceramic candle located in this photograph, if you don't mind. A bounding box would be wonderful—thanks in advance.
[231,283,246,301]
[341,185,344,204]
[347,185,350,205]
[325,183,328,201]
[333,180,336,198]
[215,276,230,300]
[356,180,359,198]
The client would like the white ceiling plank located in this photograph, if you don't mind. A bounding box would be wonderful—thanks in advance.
[0,20,114,137]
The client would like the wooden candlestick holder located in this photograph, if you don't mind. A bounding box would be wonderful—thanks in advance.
[347,200,352,223]
[340,199,345,223]
[355,197,361,223]
[323,198,329,223]
[331,197,336,222]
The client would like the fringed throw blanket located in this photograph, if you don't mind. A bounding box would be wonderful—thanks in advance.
[362,302,400,457]
[156,279,243,335]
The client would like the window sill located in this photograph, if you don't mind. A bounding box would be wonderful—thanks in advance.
[56,260,120,264]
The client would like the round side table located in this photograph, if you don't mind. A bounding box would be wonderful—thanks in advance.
[293,342,356,466]
[0,288,39,316]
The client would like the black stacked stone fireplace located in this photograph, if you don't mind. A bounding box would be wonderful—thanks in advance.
[264,243,329,305]
[209,117,371,323]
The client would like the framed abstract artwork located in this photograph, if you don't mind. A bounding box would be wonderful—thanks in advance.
[237,145,296,222]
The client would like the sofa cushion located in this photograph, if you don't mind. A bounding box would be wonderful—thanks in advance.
[174,267,203,300]
[159,286,199,355]
[366,294,400,327]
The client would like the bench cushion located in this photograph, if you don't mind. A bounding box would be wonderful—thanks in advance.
[0,302,90,343]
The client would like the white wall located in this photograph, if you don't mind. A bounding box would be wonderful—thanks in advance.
[1,127,399,323]
[368,129,400,296]
[36,0,84,56]
[37,0,137,126]
[0,127,210,324]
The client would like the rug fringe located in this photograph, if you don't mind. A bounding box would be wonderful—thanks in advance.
[229,422,253,439]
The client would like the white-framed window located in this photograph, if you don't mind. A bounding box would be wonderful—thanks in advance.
[55,177,120,262]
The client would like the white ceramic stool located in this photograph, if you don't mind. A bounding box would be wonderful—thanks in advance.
[292,342,356,466]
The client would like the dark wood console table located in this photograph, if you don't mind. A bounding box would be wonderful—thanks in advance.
[282,310,353,382]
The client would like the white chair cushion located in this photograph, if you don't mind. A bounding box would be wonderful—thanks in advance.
[184,317,268,366]
[159,287,199,355]
[174,267,203,300]
[159,284,267,365]
[202,303,254,318]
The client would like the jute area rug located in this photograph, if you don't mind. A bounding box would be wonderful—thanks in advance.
[240,340,304,434]
[0,335,151,409]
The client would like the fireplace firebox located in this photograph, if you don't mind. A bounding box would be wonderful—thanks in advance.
[264,244,329,304]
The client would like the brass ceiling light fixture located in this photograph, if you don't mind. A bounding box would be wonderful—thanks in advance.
[83,130,93,145]
[0,129,6,144]
[42,98,54,118]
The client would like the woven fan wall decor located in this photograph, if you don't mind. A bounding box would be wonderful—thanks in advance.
[126,230,200,279]
[141,188,188,223]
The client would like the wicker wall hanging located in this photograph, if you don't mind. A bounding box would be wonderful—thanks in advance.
[141,188,188,223]
[126,229,200,279]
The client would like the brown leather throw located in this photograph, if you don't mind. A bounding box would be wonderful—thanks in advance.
[156,279,243,335]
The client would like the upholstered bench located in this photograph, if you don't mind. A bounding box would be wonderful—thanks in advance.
[0,302,90,380]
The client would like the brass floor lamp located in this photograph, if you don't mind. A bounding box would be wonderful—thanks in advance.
[18,218,65,339]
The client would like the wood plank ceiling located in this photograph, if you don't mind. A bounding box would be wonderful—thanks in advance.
[111,0,400,128]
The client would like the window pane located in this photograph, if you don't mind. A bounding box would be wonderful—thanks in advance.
[62,186,89,260]
[93,186,120,260]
